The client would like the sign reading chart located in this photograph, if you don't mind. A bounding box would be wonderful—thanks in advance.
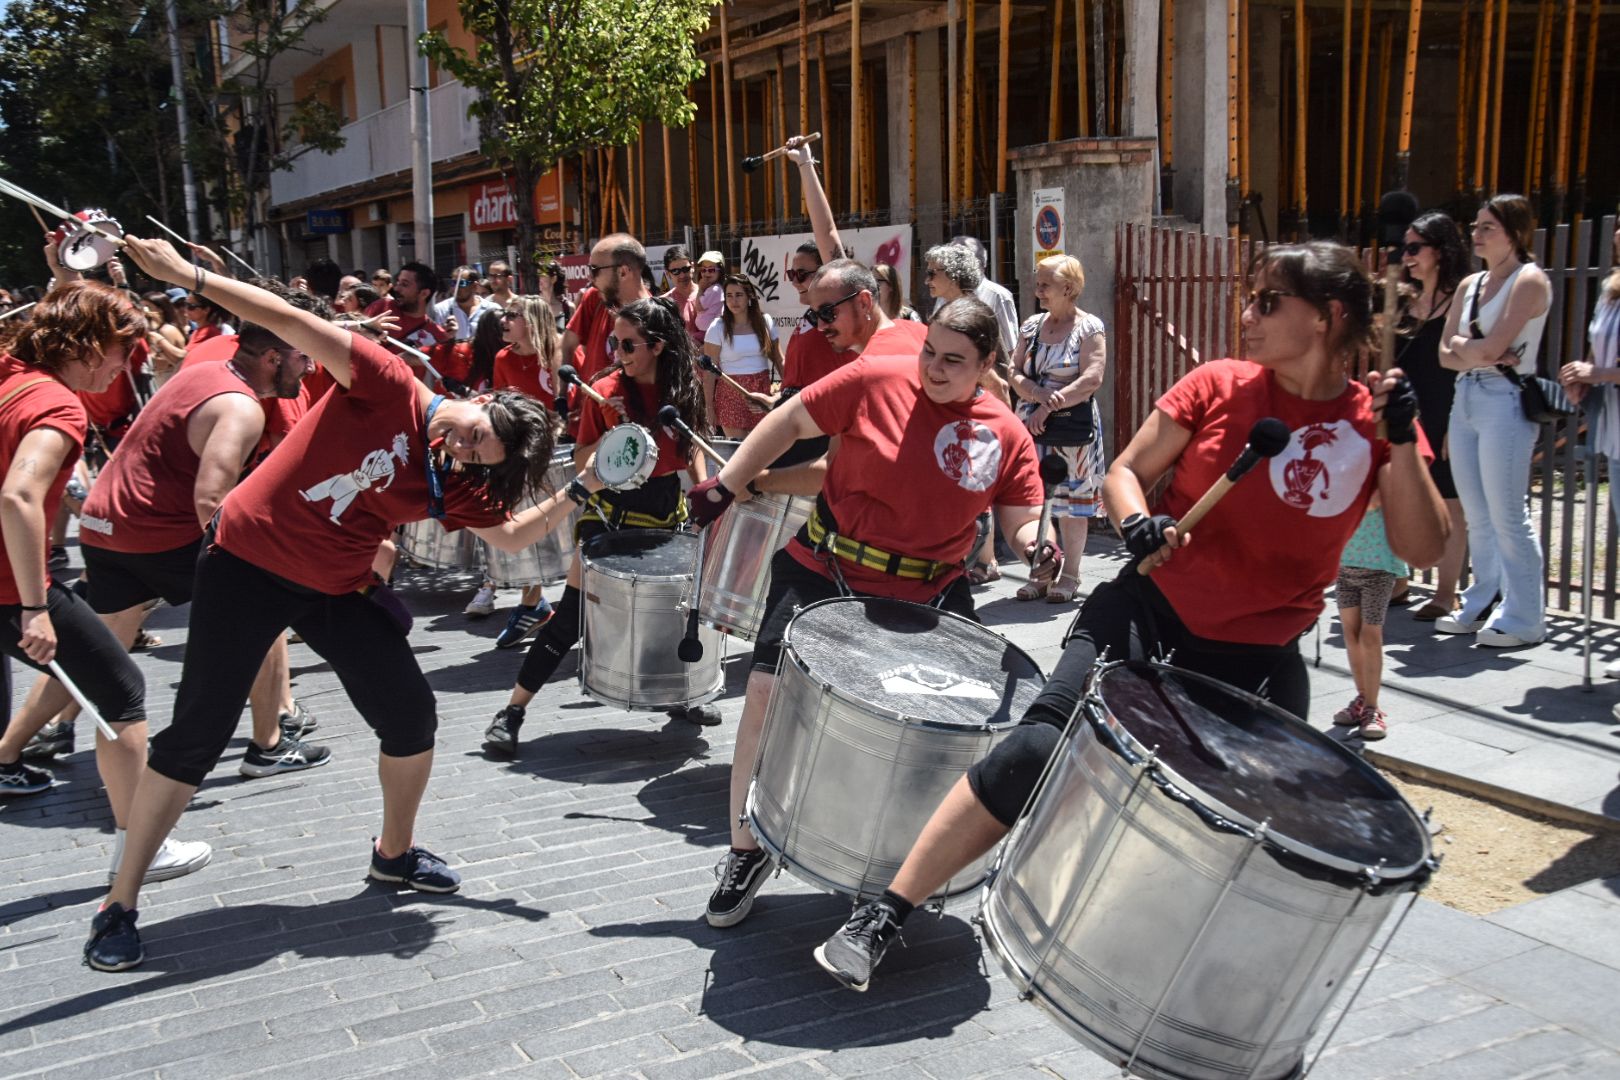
[1032,187,1065,261]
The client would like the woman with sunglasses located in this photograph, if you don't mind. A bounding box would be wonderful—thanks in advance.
[703,275,782,437]
[800,241,1448,993]
[184,294,233,347]
[873,264,921,323]
[685,296,1055,931]
[693,252,727,339]
[1435,195,1552,648]
[485,297,710,755]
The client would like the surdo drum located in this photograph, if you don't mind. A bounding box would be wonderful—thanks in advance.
[398,517,480,571]
[481,447,577,587]
[978,660,1434,1080]
[578,530,722,709]
[593,423,658,491]
[747,597,1043,901]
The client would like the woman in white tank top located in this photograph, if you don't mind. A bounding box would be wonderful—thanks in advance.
[1436,194,1552,646]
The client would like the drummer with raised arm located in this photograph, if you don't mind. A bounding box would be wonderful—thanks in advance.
[685,293,1055,930]
[485,297,710,754]
[804,240,1449,992]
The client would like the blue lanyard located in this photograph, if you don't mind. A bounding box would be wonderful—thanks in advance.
[424,394,446,521]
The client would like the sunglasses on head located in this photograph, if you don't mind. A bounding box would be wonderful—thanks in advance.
[1245,288,1298,317]
[786,268,817,284]
[803,289,862,327]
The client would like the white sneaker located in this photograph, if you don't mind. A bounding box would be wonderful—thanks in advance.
[1612,702,1619,723]
[1476,627,1540,648]
[108,832,213,884]
[1604,659,1620,679]
[1434,615,1486,635]
[464,584,497,617]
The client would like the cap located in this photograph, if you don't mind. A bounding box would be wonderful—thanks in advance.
[165,287,189,303]
[696,251,725,267]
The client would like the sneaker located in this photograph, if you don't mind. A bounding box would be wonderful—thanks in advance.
[1605,659,1620,679]
[494,602,552,649]
[1332,695,1365,728]
[706,847,772,928]
[814,899,904,991]
[1476,627,1540,648]
[0,759,52,795]
[670,703,723,727]
[483,705,525,755]
[22,719,75,760]
[278,700,319,738]
[1358,708,1388,741]
[368,842,461,893]
[1434,615,1486,635]
[464,584,497,618]
[108,834,213,884]
[239,733,332,778]
[83,902,143,972]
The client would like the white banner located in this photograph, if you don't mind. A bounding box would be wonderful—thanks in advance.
[645,244,676,293]
[737,224,913,328]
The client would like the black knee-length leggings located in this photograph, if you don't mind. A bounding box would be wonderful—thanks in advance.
[0,582,145,732]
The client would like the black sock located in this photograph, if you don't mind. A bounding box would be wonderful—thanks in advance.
[880,889,914,925]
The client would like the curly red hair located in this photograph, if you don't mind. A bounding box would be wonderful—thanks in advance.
[0,281,146,375]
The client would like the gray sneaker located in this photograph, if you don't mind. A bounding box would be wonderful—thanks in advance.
[0,759,52,795]
[814,899,904,991]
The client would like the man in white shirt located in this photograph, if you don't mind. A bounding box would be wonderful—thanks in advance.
[431,264,502,342]
[931,235,1019,357]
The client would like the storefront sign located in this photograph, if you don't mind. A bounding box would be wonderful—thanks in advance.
[306,209,349,235]
[470,181,520,232]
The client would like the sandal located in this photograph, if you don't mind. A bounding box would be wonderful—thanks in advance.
[1046,579,1080,604]
[967,562,1001,586]
[131,629,162,651]
[1015,581,1048,601]
[1411,602,1455,622]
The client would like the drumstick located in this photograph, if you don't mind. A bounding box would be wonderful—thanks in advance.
[145,215,263,278]
[657,404,727,469]
[47,660,119,742]
[557,364,614,410]
[679,528,706,663]
[695,352,763,404]
[0,301,36,320]
[742,132,822,173]
[1029,454,1070,571]
[0,176,124,249]
[382,333,445,384]
[1137,417,1291,576]
[1376,261,1400,441]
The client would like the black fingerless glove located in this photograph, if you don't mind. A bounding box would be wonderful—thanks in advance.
[440,377,470,398]
[1121,513,1178,560]
[1381,375,1420,445]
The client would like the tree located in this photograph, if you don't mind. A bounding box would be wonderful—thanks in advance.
[423,0,713,266]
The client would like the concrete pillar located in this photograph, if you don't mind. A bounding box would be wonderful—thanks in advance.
[1169,0,1228,232]
[886,37,911,220]
[351,31,382,116]
[1124,0,1161,139]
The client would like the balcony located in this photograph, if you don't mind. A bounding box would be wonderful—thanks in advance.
[269,79,483,209]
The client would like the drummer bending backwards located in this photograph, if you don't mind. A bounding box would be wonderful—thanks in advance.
[686,291,1057,929]
[800,241,1449,991]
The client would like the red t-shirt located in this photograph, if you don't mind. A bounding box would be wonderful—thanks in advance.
[214,336,506,594]
[1150,359,1432,645]
[781,319,851,390]
[80,362,257,554]
[180,332,238,370]
[787,355,1042,603]
[858,319,929,363]
[492,346,556,409]
[187,323,226,348]
[439,342,473,385]
[363,298,451,354]
[576,369,686,479]
[0,358,86,604]
[78,363,136,430]
[260,386,311,461]
[567,288,616,381]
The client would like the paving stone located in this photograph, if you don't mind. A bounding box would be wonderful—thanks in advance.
[1484,888,1620,972]
[1458,945,1620,1051]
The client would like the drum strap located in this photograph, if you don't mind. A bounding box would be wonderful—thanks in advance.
[579,491,688,532]
[806,500,954,582]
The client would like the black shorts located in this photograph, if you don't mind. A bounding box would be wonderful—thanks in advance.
[750,549,977,674]
[81,539,202,615]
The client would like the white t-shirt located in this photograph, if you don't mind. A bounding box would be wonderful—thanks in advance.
[704,317,778,376]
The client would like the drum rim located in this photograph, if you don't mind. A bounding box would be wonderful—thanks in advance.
[595,422,659,489]
[1088,659,1433,883]
[579,527,696,582]
[780,595,1043,734]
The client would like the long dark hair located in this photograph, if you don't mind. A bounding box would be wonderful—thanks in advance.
[1248,242,1376,367]
[613,297,706,458]
[719,275,772,346]
[468,310,505,389]
[1484,194,1537,264]
[142,291,182,330]
[479,390,557,508]
[1406,211,1470,299]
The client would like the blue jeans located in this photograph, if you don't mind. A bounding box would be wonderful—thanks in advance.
[1448,371,1545,639]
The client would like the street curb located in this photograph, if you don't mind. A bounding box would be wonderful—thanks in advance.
[1371,752,1620,834]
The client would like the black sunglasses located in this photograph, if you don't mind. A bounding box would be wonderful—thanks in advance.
[588,262,614,276]
[786,268,817,284]
[611,336,654,354]
[667,264,693,275]
[803,289,862,328]
[500,311,521,321]
[1401,241,1431,257]
[1245,288,1299,317]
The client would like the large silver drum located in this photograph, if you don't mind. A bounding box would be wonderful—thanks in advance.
[696,491,813,640]
[748,597,1043,902]
[979,660,1434,1080]
[579,530,723,710]
[482,447,577,587]
[398,517,480,570]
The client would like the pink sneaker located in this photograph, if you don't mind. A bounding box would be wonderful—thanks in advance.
[1358,709,1388,740]
[1332,695,1365,727]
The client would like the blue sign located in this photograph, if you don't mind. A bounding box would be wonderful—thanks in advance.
[306,209,349,235]
[1035,206,1062,251]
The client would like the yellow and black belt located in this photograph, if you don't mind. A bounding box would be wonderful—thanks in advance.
[805,502,954,582]
[579,490,688,534]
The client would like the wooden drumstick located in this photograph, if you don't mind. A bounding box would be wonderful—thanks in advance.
[377,333,445,384]
[558,364,621,417]
[47,660,119,742]
[1,301,36,321]
[657,404,726,469]
[0,176,124,248]
[695,352,766,405]
[743,132,822,173]
[145,215,262,277]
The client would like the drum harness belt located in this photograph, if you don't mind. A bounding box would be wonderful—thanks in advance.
[806,495,954,585]
[579,490,688,533]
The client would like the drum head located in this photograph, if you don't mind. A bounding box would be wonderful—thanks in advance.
[1093,661,1430,879]
[581,528,694,575]
[596,423,656,487]
[785,597,1043,730]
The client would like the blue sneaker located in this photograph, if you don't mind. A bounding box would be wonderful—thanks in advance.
[494,601,553,649]
[368,842,461,893]
[84,903,144,972]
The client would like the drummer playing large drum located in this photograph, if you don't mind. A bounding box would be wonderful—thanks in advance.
[687,291,1059,929]
[805,241,1450,991]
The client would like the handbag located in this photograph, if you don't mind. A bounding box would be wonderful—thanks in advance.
[1022,315,1097,448]
[1464,274,1573,424]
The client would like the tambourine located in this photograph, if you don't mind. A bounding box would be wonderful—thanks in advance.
[594,423,659,491]
[51,209,125,272]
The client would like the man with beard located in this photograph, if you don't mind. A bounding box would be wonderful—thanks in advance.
[432,264,501,343]
[365,261,451,382]
[560,234,653,382]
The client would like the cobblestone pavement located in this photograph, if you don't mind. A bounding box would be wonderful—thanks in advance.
[1,540,1617,1078]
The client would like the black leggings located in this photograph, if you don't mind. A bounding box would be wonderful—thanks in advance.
[965,566,1311,827]
[0,582,145,731]
[147,544,437,787]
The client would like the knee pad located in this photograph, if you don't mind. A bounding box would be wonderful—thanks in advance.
[966,722,1064,828]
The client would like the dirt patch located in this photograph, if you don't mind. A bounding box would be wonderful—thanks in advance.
[1382,769,1620,915]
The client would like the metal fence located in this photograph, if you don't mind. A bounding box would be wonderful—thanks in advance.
[1114,217,1618,617]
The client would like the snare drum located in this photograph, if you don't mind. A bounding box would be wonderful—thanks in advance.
[747,597,1043,901]
[695,490,813,639]
[398,517,481,570]
[482,447,577,587]
[594,423,658,490]
[979,660,1434,1080]
[579,530,723,709]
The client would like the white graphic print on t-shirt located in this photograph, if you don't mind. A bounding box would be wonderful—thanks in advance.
[1268,420,1372,518]
[934,419,1003,493]
[299,432,411,525]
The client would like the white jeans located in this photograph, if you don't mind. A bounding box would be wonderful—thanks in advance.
[1447,371,1545,640]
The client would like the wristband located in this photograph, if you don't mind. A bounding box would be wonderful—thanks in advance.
[566,478,591,505]
[747,479,763,498]
[19,604,46,612]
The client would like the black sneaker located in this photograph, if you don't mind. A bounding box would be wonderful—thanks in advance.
[22,719,75,760]
[670,704,723,727]
[483,705,524,755]
[368,842,461,893]
[706,847,772,928]
[0,759,52,795]
[814,899,904,992]
[84,902,143,972]
[278,700,320,738]
[494,603,552,649]
[239,733,332,778]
